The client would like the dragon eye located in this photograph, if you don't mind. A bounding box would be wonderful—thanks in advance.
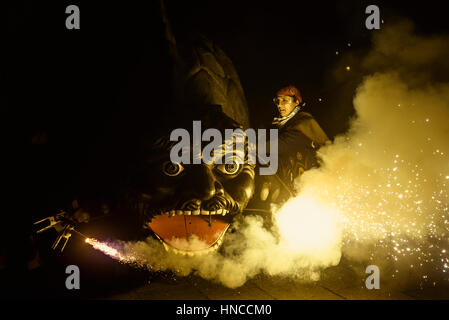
[216,162,241,175]
[162,161,184,176]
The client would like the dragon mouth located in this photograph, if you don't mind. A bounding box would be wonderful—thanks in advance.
[146,209,232,256]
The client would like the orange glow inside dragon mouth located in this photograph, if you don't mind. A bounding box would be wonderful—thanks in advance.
[148,212,231,252]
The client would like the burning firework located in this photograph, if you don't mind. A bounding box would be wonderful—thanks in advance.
[85,238,137,264]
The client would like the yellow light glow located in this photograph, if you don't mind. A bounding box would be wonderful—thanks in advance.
[275,194,341,256]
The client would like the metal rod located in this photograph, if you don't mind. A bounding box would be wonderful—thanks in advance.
[71,228,89,240]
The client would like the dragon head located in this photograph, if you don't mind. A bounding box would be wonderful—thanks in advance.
[130,106,255,255]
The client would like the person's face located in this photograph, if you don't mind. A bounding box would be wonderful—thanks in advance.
[274,95,298,117]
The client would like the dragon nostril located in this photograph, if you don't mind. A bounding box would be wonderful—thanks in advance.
[215,181,225,195]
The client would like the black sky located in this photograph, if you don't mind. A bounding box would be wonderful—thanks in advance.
[7,1,449,137]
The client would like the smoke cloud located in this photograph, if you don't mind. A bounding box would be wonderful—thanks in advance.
[94,20,449,289]
[106,214,338,288]
[298,19,449,287]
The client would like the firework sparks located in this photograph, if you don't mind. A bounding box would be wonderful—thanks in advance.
[272,147,448,284]
[85,238,137,263]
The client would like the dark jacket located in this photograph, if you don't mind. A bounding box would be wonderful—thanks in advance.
[276,111,328,145]
[272,111,329,191]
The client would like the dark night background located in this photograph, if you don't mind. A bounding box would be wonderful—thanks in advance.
[4,0,449,298]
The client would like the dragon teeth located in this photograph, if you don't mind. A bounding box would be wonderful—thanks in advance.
[155,209,229,217]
